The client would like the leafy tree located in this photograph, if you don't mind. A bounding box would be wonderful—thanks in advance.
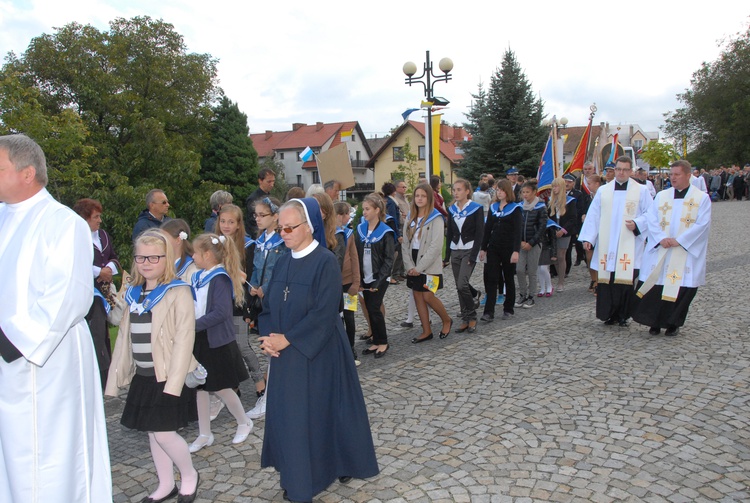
[639,140,678,169]
[664,24,750,166]
[2,16,221,264]
[392,137,420,192]
[460,49,546,181]
[201,95,259,203]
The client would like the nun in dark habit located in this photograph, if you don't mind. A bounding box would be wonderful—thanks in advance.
[258,198,379,502]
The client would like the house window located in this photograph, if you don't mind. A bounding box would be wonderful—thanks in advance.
[356,151,361,161]
[313,171,320,184]
[351,134,356,142]
[279,152,284,160]
[296,175,302,186]
[393,147,404,162]
[418,145,426,160]
[633,139,644,150]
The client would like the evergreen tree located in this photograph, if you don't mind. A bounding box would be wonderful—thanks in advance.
[201,95,259,203]
[459,83,495,183]
[461,49,546,180]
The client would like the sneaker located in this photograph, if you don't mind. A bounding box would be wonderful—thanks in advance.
[473,290,482,310]
[355,357,361,367]
[496,294,505,305]
[479,295,487,306]
[514,295,527,308]
[523,297,535,309]
[501,312,513,320]
[246,393,267,420]
[209,398,225,421]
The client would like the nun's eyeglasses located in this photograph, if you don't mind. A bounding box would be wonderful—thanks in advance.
[276,221,307,234]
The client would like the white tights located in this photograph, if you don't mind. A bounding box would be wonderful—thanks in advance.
[148,431,197,498]
[538,265,552,294]
[196,388,249,436]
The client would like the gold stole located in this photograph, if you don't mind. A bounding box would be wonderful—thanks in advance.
[597,182,641,285]
[636,188,700,302]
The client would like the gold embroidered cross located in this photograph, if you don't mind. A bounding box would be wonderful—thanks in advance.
[667,270,682,284]
[658,201,672,215]
[680,215,696,228]
[619,254,631,271]
[685,197,697,210]
[600,255,608,269]
[659,217,669,231]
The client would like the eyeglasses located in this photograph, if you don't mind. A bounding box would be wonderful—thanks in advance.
[254,213,271,218]
[158,200,169,205]
[134,255,166,264]
[276,221,307,234]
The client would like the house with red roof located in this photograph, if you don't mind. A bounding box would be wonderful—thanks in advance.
[249,121,374,193]
[366,120,469,190]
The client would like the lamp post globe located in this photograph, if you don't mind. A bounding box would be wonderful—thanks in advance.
[403,61,417,77]
[438,57,453,73]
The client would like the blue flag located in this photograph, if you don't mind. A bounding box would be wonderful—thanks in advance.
[300,146,313,162]
[401,108,419,121]
[536,132,555,193]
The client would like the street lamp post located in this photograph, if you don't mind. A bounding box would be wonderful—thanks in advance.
[403,51,453,180]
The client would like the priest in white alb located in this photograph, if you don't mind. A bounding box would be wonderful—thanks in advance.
[579,156,652,327]
[630,160,711,336]
[0,134,112,502]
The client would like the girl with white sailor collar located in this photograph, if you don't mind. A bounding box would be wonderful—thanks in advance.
[188,233,253,453]
[161,219,199,283]
[403,183,453,343]
[216,203,267,412]
[105,228,200,503]
[548,177,578,292]
[479,179,522,322]
[248,197,287,311]
[445,179,484,334]
[355,193,395,359]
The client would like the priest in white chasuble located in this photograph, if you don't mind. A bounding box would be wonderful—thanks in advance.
[579,156,652,327]
[631,160,711,336]
[0,134,112,503]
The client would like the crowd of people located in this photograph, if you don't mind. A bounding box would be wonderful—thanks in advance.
[0,132,718,503]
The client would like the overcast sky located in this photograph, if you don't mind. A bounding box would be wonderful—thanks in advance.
[1,1,747,140]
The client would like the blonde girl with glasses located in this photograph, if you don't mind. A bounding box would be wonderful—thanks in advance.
[105,229,200,503]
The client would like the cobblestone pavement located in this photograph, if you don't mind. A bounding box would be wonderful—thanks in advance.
[109,201,750,502]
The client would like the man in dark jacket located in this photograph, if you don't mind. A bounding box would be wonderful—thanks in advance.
[245,168,276,238]
[563,174,588,270]
[132,188,171,242]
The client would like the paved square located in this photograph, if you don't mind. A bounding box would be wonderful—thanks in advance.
[109,201,750,502]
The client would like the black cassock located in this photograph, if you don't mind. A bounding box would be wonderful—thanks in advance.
[259,244,379,501]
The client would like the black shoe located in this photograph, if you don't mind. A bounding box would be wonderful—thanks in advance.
[140,486,178,503]
[361,347,378,355]
[618,319,629,327]
[480,313,494,323]
[604,317,616,326]
[473,290,482,310]
[665,326,680,336]
[649,327,661,335]
[339,476,353,483]
[466,321,477,333]
[574,259,582,266]
[400,321,414,328]
[374,346,389,358]
[177,473,199,503]
[438,318,453,339]
[411,333,433,344]
[455,323,470,333]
